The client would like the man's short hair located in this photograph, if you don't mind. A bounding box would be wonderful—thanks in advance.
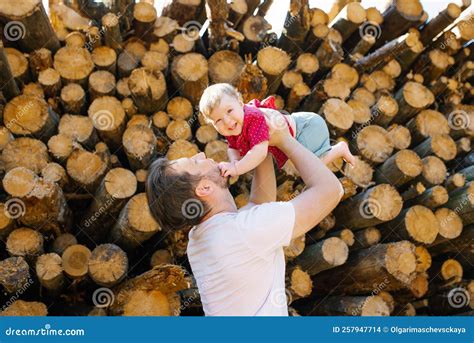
[199,83,243,123]
[145,157,210,232]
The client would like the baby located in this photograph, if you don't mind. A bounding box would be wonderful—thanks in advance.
[199,83,355,177]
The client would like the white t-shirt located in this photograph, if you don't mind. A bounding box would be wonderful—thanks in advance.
[187,201,295,316]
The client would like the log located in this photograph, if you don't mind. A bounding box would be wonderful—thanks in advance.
[428,224,473,260]
[123,123,156,168]
[150,249,174,268]
[2,166,72,236]
[78,168,137,244]
[171,53,208,106]
[314,29,344,79]
[88,96,127,151]
[296,53,319,85]
[108,193,161,251]
[320,98,354,137]
[58,114,99,150]
[239,15,271,58]
[1,137,49,174]
[443,182,474,225]
[333,184,403,229]
[53,46,94,86]
[406,109,450,146]
[419,4,461,46]
[294,237,348,276]
[413,156,447,187]
[208,50,244,85]
[35,253,65,292]
[404,185,449,209]
[38,68,61,98]
[3,95,59,143]
[0,0,60,52]
[60,83,86,115]
[205,0,229,52]
[236,54,268,102]
[66,144,109,194]
[88,70,116,101]
[374,149,422,187]
[161,0,203,27]
[330,2,366,44]
[29,48,53,80]
[378,205,440,244]
[0,256,31,293]
[413,134,457,162]
[102,12,123,52]
[132,2,156,42]
[117,51,139,78]
[6,227,44,263]
[88,243,128,287]
[309,294,390,316]
[51,233,77,256]
[109,264,191,316]
[373,0,423,50]
[343,156,374,188]
[352,125,393,164]
[351,227,381,251]
[277,0,311,57]
[311,241,421,296]
[0,300,47,316]
[61,244,91,280]
[286,266,312,303]
[256,47,291,96]
[392,81,435,124]
[386,124,411,151]
[351,87,375,107]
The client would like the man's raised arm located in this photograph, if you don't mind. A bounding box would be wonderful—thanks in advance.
[277,135,344,239]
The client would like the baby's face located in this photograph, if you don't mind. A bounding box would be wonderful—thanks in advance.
[208,94,244,136]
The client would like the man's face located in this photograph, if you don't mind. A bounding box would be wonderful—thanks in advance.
[208,94,244,137]
[170,152,229,189]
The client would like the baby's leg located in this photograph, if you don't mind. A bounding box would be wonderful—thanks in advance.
[320,141,356,166]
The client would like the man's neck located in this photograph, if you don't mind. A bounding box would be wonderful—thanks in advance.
[199,190,237,223]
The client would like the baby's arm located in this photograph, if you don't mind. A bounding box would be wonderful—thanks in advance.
[228,147,241,163]
[235,141,268,174]
[219,141,269,177]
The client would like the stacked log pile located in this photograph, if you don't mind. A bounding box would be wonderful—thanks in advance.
[0,0,472,317]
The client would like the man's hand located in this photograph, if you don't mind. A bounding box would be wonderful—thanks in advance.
[258,109,293,148]
[218,161,239,177]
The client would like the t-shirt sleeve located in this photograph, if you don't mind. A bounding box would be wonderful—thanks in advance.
[236,201,295,259]
[247,113,270,148]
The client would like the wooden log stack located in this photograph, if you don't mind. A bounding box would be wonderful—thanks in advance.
[0,0,472,317]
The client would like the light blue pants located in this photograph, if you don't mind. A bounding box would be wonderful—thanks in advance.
[292,112,332,158]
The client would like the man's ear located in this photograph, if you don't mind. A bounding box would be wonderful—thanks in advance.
[195,178,214,198]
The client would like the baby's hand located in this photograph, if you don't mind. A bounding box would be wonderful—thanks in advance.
[218,161,239,177]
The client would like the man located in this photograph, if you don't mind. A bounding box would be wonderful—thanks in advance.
[146,122,343,316]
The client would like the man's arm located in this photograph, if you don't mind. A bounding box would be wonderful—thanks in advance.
[247,153,276,205]
[278,136,344,239]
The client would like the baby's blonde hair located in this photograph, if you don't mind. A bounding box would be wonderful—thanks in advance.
[199,83,243,123]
